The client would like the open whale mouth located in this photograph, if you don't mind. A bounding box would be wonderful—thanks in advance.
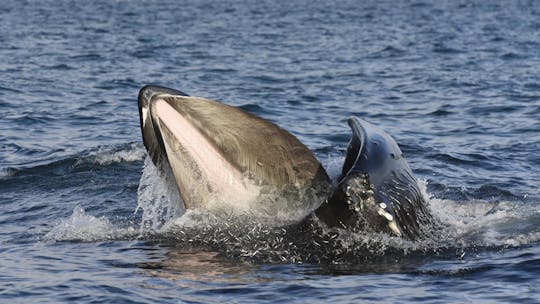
[137,85,330,216]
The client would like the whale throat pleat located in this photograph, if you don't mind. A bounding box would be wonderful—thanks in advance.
[158,95,327,189]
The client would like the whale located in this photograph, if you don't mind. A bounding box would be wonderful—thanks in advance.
[138,85,433,239]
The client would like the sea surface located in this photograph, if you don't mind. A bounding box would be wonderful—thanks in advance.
[1,0,540,303]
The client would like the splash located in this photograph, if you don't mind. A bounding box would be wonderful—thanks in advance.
[133,153,540,264]
[43,206,137,242]
[0,168,13,178]
[420,180,540,248]
[159,180,540,264]
[320,151,344,183]
[161,209,424,264]
[136,157,184,232]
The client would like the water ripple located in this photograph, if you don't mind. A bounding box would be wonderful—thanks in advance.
[1,0,540,303]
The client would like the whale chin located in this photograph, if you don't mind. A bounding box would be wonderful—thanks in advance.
[138,85,331,219]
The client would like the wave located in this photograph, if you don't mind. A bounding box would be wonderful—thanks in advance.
[428,190,540,248]
[2,142,146,179]
[0,168,14,178]
[74,142,146,166]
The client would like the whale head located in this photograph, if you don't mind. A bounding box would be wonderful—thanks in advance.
[138,85,331,219]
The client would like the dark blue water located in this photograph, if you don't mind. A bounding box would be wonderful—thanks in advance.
[1,0,540,302]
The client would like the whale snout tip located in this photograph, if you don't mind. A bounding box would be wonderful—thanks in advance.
[138,85,189,106]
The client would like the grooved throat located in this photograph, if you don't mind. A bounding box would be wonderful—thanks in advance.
[154,99,259,209]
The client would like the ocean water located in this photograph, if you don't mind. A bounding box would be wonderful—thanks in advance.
[1,0,540,303]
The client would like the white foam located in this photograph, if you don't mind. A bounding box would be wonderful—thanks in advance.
[420,180,540,247]
[43,206,136,242]
[0,168,10,178]
[75,142,146,166]
[169,209,219,229]
[320,152,345,183]
[501,232,540,247]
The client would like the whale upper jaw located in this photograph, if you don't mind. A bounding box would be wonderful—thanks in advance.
[137,85,331,216]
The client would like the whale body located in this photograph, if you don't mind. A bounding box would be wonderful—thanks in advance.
[138,85,432,238]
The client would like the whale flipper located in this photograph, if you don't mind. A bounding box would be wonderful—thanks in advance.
[315,118,432,239]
